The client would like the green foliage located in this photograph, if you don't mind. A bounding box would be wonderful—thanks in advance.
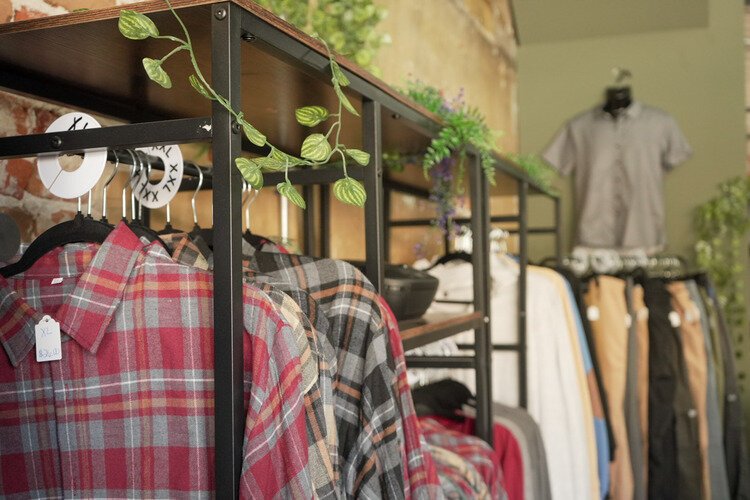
[295,106,330,127]
[694,176,750,372]
[118,1,369,208]
[277,181,306,209]
[403,81,498,186]
[508,153,559,195]
[333,176,367,207]
[254,0,389,73]
[119,10,159,39]
[142,58,172,88]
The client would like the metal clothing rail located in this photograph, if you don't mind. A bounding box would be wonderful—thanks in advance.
[383,173,562,411]
[0,1,505,496]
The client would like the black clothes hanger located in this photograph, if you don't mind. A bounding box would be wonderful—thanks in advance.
[428,251,472,270]
[1,210,111,278]
[603,86,632,116]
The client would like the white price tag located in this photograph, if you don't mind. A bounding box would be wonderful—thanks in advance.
[587,305,600,322]
[669,311,682,328]
[35,315,62,362]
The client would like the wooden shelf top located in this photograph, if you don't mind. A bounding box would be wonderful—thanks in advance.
[400,311,483,351]
[0,0,556,196]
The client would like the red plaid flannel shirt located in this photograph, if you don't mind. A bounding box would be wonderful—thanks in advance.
[379,298,442,499]
[0,223,312,499]
[419,418,504,499]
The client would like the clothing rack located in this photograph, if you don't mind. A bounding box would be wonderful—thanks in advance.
[0,1,535,495]
[384,173,561,410]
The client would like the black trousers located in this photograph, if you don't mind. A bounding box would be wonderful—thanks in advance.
[643,278,702,500]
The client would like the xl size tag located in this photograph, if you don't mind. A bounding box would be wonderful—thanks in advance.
[35,315,62,362]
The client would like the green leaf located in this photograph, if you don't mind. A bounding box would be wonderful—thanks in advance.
[277,181,306,209]
[239,118,266,147]
[300,134,331,162]
[270,148,303,167]
[235,157,264,189]
[333,177,367,207]
[189,75,214,100]
[255,156,285,171]
[119,10,159,40]
[331,61,350,87]
[142,58,172,89]
[334,84,359,116]
[295,106,329,127]
[344,148,370,166]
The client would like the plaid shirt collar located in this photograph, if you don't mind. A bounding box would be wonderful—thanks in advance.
[0,222,144,366]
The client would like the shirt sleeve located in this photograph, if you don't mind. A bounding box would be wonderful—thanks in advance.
[662,115,692,170]
[240,286,313,500]
[542,122,576,176]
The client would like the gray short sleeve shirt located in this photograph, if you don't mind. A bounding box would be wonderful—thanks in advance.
[542,102,692,250]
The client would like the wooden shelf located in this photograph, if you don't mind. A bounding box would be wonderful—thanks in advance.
[0,0,556,197]
[400,311,483,351]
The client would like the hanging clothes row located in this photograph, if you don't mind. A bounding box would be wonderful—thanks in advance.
[412,246,750,500]
[0,153,508,499]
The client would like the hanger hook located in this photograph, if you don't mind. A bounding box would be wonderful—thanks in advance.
[192,165,203,226]
[611,67,632,86]
[123,149,139,220]
[102,150,120,222]
[135,150,151,221]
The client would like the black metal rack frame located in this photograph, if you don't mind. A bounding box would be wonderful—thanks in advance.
[0,1,557,496]
[383,170,561,409]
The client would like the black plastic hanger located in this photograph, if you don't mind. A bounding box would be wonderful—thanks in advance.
[1,210,111,278]
[428,251,472,270]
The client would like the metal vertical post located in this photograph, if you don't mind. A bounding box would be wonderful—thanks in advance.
[320,185,331,258]
[362,99,384,292]
[554,196,562,261]
[383,188,391,262]
[518,180,529,409]
[303,185,315,255]
[470,155,492,444]
[211,4,243,498]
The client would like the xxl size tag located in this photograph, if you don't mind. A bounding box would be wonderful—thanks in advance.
[35,315,62,362]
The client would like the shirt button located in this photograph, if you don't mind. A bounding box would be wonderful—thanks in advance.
[728,393,738,403]
[687,409,697,418]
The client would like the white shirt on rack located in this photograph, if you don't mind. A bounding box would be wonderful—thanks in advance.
[422,254,595,500]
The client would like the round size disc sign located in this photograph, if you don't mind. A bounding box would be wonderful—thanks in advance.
[129,145,184,209]
[36,113,108,199]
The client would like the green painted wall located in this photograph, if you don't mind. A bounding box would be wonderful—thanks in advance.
[518,0,750,444]
[518,0,746,264]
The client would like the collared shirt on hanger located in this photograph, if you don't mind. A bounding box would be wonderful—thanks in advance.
[0,223,312,499]
[543,101,692,250]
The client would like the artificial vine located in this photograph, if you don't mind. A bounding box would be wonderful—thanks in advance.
[694,176,750,374]
[118,2,369,209]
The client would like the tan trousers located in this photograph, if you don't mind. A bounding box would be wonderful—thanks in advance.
[586,276,634,500]
[667,281,710,500]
